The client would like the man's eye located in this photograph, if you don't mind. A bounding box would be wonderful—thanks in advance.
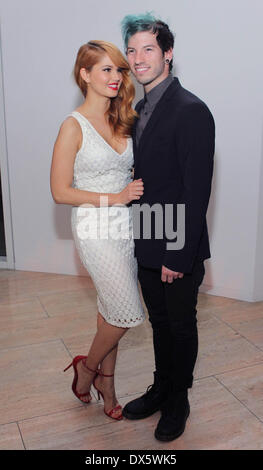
[127,50,134,54]
[146,48,152,52]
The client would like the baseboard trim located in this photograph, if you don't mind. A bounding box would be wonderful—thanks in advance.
[199,283,259,302]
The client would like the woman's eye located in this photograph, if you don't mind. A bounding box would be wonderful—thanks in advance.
[103,68,111,72]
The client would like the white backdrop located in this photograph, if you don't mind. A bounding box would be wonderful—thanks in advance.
[0,0,262,301]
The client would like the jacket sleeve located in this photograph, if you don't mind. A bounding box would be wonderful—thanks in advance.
[163,101,215,273]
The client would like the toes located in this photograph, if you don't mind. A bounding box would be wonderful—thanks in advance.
[81,393,91,403]
[107,404,123,419]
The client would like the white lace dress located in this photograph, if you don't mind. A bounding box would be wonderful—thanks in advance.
[69,111,145,328]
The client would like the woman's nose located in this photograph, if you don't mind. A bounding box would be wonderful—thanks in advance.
[112,72,122,82]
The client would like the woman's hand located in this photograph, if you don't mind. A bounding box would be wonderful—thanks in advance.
[118,178,144,205]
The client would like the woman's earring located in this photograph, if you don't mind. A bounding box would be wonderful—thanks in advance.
[165,59,170,64]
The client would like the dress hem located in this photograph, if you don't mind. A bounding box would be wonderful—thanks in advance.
[98,309,146,328]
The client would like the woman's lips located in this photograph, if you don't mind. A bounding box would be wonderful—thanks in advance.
[108,83,118,90]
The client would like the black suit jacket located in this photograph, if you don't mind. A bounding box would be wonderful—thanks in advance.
[132,77,215,273]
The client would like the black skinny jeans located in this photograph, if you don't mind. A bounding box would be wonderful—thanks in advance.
[138,261,205,392]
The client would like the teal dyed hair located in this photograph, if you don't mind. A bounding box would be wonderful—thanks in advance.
[121,12,175,72]
[121,12,158,48]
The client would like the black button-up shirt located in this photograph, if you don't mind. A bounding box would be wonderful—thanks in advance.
[136,73,174,146]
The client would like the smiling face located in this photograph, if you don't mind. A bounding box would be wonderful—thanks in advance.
[80,53,123,98]
[126,31,173,92]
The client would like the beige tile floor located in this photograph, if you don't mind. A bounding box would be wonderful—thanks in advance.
[0,269,263,450]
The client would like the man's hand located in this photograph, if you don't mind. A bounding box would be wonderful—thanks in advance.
[161,265,184,283]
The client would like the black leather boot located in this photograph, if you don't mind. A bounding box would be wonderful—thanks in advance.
[122,372,170,420]
[154,389,190,442]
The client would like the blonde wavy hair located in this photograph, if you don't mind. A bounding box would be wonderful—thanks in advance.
[74,40,137,138]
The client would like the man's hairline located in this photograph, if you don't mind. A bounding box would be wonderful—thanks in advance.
[125,30,165,56]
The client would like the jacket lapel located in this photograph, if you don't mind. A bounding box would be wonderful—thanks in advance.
[133,78,181,167]
[132,100,144,166]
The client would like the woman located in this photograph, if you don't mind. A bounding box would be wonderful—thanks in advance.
[50,40,145,421]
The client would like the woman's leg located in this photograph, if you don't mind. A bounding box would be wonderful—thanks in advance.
[97,312,118,375]
[86,318,127,369]
[94,312,121,417]
[76,313,128,415]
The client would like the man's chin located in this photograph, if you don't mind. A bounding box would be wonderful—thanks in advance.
[133,74,154,85]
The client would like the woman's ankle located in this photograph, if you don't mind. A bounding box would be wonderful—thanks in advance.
[82,358,97,374]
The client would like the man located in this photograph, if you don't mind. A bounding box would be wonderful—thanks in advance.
[121,13,215,442]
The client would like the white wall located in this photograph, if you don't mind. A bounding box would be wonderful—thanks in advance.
[253,129,263,301]
[0,0,262,300]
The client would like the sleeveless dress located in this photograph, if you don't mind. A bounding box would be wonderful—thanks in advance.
[69,111,146,328]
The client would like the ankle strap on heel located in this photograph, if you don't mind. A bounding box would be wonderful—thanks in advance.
[81,358,98,374]
[97,368,114,377]
[80,359,114,377]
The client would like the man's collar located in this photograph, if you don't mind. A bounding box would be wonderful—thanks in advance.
[144,73,174,107]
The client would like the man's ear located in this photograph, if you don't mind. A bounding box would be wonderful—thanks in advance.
[164,47,173,62]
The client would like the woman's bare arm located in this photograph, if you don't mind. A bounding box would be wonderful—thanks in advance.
[50,117,121,207]
[50,117,144,207]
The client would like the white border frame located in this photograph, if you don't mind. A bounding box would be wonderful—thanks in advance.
[0,22,15,269]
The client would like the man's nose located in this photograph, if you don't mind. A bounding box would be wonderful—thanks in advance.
[134,51,144,64]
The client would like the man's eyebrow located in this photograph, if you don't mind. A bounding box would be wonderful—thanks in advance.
[127,44,156,50]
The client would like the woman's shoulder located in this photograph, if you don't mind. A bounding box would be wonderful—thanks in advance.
[62,112,82,129]
[57,113,83,145]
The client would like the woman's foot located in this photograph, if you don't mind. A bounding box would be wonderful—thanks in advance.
[93,373,123,420]
[75,358,97,403]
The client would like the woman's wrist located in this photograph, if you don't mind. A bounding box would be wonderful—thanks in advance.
[111,192,123,206]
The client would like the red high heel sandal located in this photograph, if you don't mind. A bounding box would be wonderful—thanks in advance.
[93,370,123,421]
[64,355,98,404]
